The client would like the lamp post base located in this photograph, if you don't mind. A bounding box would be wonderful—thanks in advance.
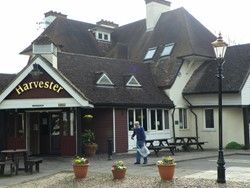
[217,150,226,183]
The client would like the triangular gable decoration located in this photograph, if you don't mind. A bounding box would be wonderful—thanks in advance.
[126,76,141,87]
[96,73,114,86]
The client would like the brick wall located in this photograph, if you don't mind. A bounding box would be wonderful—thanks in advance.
[82,108,128,154]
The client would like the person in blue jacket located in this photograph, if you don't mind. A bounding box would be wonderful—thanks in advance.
[131,121,147,164]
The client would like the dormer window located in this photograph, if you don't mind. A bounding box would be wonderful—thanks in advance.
[144,47,157,61]
[96,73,114,86]
[95,31,110,42]
[161,43,174,57]
[126,76,141,87]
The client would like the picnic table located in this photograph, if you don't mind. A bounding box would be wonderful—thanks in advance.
[145,138,176,156]
[0,149,28,175]
[169,137,207,151]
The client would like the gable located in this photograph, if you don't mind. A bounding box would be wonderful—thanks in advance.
[126,76,141,87]
[96,73,114,86]
[6,66,71,99]
[0,56,93,109]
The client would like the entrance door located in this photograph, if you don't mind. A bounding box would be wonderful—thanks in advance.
[30,113,40,155]
[40,112,50,154]
[50,113,61,155]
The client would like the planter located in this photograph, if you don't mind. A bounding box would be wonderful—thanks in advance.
[112,168,126,179]
[157,164,176,180]
[73,164,89,178]
[83,143,98,157]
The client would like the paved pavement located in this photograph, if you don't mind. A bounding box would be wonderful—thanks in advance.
[1,149,250,187]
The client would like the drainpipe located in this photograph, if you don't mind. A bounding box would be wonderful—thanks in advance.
[171,108,176,143]
[183,95,199,149]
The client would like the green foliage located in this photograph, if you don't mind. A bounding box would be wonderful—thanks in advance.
[72,156,88,165]
[225,141,244,150]
[112,161,127,170]
[82,129,95,144]
[157,156,175,166]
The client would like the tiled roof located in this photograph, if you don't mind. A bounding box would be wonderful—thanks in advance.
[0,74,16,93]
[58,52,174,107]
[183,44,250,94]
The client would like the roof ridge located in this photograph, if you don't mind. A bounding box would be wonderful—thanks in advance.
[180,8,196,56]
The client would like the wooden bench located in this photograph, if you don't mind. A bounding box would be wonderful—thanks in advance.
[0,160,16,176]
[26,157,43,174]
[169,137,208,151]
[146,139,176,156]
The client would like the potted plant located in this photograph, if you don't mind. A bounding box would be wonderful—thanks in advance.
[111,160,127,179]
[72,156,89,179]
[82,129,98,157]
[157,156,176,180]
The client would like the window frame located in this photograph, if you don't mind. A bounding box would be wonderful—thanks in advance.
[160,43,174,57]
[144,47,157,61]
[179,108,188,130]
[204,109,215,129]
[126,75,141,87]
[96,73,114,86]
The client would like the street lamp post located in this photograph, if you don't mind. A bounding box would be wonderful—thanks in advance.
[211,33,228,184]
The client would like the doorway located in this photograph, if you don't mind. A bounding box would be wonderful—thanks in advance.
[29,111,62,155]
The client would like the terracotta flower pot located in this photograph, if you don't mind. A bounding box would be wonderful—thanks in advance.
[112,168,126,179]
[83,143,98,157]
[73,164,89,179]
[157,164,176,180]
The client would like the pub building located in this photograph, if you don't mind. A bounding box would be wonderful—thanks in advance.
[1,0,250,157]
[0,36,174,156]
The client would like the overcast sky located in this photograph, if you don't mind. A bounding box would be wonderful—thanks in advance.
[1,0,250,73]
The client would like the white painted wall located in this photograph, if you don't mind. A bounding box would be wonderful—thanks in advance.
[33,43,58,69]
[165,60,202,138]
[192,107,244,148]
[166,60,203,108]
[186,93,242,106]
[146,1,170,31]
[241,74,250,105]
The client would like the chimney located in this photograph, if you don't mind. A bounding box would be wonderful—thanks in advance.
[44,11,67,28]
[145,0,171,31]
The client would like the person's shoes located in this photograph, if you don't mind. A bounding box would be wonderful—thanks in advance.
[134,162,140,164]
[143,161,147,164]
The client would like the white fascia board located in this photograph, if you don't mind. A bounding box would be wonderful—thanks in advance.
[0,57,93,108]
[0,65,33,103]
[0,98,83,109]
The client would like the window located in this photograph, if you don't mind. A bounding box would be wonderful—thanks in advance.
[104,34,108,40]
[126,76,141,87]
[7,113,24,138]
[128,109,169,132]
[98,33,103,40]
[128,109,147,131]
[161,43,174,57]
[164,110,169,129]
[150,109,164,131]
[205,109,214,129]
[62,111,74,136]
[96,73,114,86]
[144,47,157,60]
[179,109,187,129]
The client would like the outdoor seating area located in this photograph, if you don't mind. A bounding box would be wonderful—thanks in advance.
[146,139,176,156]
[170,137,208,151]
[0,149,43,176]
[146,137,207,156]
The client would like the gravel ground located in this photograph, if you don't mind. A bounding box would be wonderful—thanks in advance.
[9,171,250,188]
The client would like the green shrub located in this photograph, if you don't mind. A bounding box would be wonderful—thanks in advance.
[225,141,244,149]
